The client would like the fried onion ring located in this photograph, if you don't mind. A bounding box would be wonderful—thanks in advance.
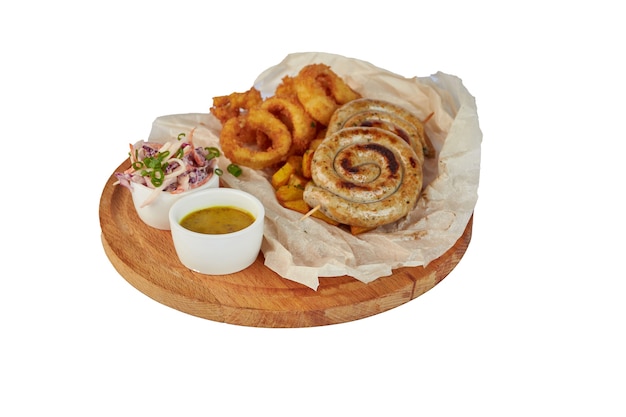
[327,98,435,159]
[303,127,422,228]
[260,96,317,155]
[293,64,361,126]
[219,108,292,170]
[210,87,263,124]
[274,75,299,100]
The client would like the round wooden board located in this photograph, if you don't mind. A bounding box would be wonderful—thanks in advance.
[100,159,473,328]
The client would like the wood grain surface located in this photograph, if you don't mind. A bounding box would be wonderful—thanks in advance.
[100,159,473,327]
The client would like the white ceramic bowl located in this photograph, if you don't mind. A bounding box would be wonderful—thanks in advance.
[130,173,220,230]
[168,188,265,275]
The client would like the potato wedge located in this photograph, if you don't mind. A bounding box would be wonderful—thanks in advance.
[271,161,296,189]
[282,199,311,214]
[350,225,376,235]
[309,137,324,150]
[310,209,341,226]
[286,155,303,176]
[288,173,309,188]
[302,149,315,179]
[275,184,304,203]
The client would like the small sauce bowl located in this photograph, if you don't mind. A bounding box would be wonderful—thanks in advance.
[130,173,220,230]
[168,188,265,275]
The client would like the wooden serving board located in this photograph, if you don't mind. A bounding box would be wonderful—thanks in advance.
[100,159,473,328]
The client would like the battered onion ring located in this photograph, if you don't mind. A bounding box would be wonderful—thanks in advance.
[327,98,435,159]
[303,127,423,228]
[274,75,298,100]
[293,64,361,126]
[219,108,292,170]
[210,88,263,124]
[260,96,317,155]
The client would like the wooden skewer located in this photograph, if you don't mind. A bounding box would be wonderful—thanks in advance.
[299,205,321,221]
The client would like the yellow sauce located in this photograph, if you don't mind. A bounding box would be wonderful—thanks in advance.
[180,206,255,234]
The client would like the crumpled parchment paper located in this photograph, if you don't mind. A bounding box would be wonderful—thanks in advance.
[146,52,482,290]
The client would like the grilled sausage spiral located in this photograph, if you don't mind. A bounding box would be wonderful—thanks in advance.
[327,98,435,160]
[303,126,423,228]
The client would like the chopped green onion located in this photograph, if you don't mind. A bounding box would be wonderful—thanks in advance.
[205,147,221,160]
[132,161,143,170]
[143,157,156,169]
[177,133,186,140]
[175,147,184,159]
[214,168,224,176]
[150,169,164,187]
[227,163,242,177]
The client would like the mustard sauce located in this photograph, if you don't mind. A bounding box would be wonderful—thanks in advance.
[180,206,255,234]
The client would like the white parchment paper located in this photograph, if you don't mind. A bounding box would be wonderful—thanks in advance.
[146,52,482,290]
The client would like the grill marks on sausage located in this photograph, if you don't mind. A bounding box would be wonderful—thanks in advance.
[363,143,399,174]
[359,120,411,147]
[337,143,400,191]
[338,143,398,175]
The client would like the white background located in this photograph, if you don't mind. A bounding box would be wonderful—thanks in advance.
[2,1,624,415]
